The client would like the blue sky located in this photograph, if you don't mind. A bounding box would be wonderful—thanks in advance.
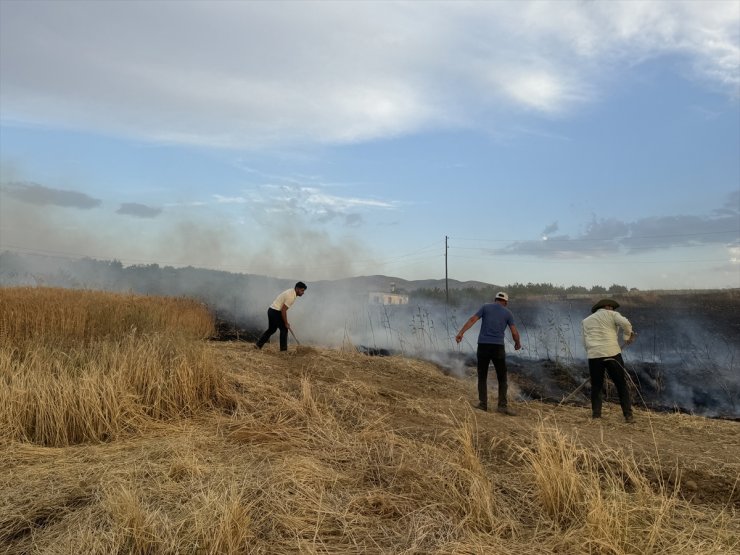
[1,0,738,289]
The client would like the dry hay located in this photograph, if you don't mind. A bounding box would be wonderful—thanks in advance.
[1,309,738,554]
[293,344,319,356]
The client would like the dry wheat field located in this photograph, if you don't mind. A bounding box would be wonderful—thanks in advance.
[1,287,738,554]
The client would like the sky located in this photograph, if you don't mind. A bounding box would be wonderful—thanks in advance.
[1,0,739,290]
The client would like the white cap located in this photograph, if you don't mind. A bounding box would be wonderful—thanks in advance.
[495,292,509,301]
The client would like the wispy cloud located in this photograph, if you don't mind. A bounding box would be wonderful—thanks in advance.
[247,184,397,226]
[1,1,736,149]
[499,192,739,257]
[541,221,559,239]
[116,203,162,218]
[2,181,101,209]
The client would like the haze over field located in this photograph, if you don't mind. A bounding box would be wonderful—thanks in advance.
[1,1,739,289]
[2,251,738,419]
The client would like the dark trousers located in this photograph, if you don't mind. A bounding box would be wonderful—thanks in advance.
[477,344,508,408]
[589,354,632,417]
[256,308,288,351]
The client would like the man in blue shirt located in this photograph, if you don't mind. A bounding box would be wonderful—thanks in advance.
[456,292,522,414]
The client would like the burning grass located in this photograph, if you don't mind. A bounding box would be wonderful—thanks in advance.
[0,287,738,553]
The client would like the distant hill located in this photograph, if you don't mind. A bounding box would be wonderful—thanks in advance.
[0,252,495,294]
[310,274,496,293]
[1,250,733,297]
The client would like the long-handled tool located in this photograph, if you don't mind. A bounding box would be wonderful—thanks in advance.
[289,328,300,345]
[559,378,589,406]
[562,338,636,406]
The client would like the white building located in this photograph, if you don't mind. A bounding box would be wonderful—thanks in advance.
[368,282,409,305]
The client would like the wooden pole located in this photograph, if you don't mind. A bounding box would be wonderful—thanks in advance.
[445,235,449,305]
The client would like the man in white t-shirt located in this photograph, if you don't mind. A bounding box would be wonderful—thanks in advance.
[582,298,636,422]
[255,281,307,351]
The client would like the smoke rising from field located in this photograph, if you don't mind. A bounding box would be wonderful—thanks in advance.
[0,184,378,282]
[295,292,740,419]
[1,251,737,418]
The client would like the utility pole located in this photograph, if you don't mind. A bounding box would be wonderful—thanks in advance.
[445,235,449,305]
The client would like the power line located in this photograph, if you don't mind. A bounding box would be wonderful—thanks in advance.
[450,229,738,243]
[448,254,732,264]
[452,242,737,253]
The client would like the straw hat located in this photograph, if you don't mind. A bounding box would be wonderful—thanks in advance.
[591,298,620,313]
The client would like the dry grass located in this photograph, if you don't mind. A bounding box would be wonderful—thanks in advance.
[0,286,215,346]
[0,287,229,446]
[520,423,734,553]
[0,287,737,554]
[0,333,236,445]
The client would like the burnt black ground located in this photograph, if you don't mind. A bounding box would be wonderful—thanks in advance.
[211,290,740,419]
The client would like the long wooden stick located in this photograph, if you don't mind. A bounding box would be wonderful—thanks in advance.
[289,328,300,345]
[559,378,589,406]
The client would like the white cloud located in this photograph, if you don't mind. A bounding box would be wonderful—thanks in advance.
[1,1,737,148]
[493,68,585,114]
[249,185,398,225]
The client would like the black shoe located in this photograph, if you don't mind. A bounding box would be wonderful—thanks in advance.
[497,406,516,416]
[592,414,601,419]
[254,343,262,350]
[475,403,488,412]
[624,414,635,423]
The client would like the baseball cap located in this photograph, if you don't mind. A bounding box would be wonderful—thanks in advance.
[495,292,509,302]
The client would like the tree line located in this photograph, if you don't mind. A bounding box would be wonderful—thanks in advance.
[409,282,632,306]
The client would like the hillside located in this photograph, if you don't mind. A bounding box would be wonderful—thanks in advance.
[3,341,738,553]
[309,274,496,292]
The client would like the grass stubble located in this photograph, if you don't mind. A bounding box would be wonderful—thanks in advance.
[0,287,737,554]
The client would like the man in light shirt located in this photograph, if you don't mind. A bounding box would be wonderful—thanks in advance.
[582,298,636,423]
[255,281,307,351]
